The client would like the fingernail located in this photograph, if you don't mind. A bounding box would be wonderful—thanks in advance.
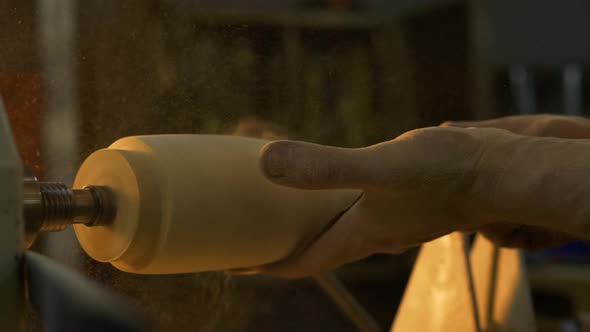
[262,143,289,179]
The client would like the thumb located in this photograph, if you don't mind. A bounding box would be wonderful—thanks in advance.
[259,140,373,189]
[262,196,378,278]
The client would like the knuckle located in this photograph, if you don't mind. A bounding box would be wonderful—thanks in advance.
[523,115,585,138]
[526,117,560,136]
[440,120,455,127]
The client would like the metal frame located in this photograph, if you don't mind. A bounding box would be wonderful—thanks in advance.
[0,98,24,331]
[392,233,536,332]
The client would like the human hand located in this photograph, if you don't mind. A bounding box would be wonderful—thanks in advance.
[258,126,513,277]
[258,116,590,278]
[442,114,590,251]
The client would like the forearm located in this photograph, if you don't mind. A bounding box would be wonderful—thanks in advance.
[479,131,590,238]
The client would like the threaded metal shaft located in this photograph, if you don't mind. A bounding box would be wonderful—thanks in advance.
[39,182,74,232]
[24,179,116,248]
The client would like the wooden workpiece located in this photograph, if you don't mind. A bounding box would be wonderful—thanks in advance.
[73,135,361,274]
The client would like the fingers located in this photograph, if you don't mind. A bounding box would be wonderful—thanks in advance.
[441,115,535,133]
[259,140,374,189]
[261,198,379,278]
[442,114,590,139]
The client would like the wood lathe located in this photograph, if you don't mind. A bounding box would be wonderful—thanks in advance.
[10,116,535,332]
[23,135,362,274]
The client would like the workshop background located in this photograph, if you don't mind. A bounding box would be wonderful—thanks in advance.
[1,0,589,331]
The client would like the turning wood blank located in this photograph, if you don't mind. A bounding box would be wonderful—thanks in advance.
[73,135,360,274]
